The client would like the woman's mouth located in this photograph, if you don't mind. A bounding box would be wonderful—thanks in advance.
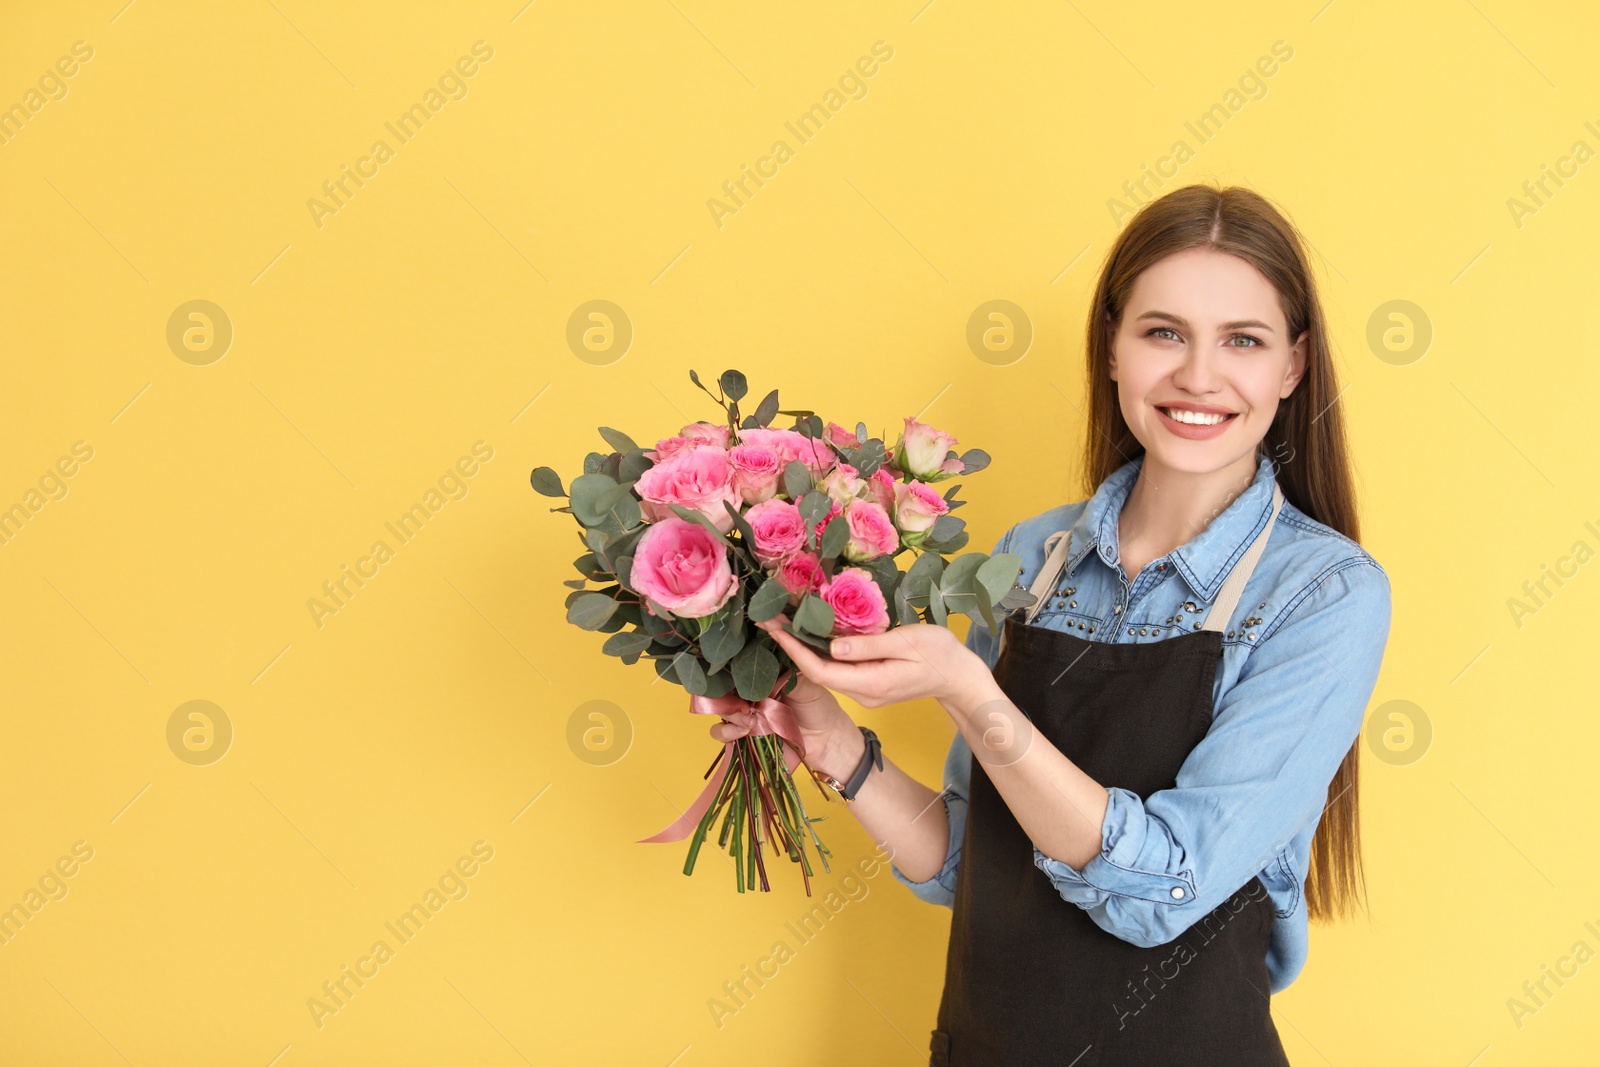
[1155,405,1238,439]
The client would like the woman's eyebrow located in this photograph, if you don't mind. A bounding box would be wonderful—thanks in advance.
[1134,310,1277,333]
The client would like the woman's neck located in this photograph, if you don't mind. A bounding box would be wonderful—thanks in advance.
[1116,452,1260,579]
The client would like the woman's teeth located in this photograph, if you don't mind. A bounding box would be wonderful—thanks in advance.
[1161,407,1232,425]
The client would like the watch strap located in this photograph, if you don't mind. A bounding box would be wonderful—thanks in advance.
[838,726,883,801]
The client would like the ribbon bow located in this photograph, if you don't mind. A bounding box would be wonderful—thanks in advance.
[638,669,807,844]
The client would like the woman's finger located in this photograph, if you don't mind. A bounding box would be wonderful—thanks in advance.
[760,620,839,681]
[710,719,749,742]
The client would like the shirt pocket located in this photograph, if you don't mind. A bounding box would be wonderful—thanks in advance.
[1256,846,1302,919]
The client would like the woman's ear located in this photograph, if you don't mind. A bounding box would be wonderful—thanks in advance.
[1105,311,1118,380]
[1281,329,1309,397]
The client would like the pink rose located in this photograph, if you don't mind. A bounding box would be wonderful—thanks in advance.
[894,416,961,480]
[824,421,861,450]
[739,427,838,478]
[745,498,807,563]
[893,479,951,536]
[842,499,898,562]
[634,448,741,533]
[629,516,739,619]
[647,421,731,463]
[818,462,867,508]
[728,444,784,505]
[865,468,897,511]
[776,552,826,602]
[822,567,890,636]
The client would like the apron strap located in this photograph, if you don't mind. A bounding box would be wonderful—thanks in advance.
[993,479,1285,659]
[1199,481,1285,632]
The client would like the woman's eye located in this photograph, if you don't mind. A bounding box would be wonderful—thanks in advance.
[1147,327,1180,341]
[1229,334,1264,348]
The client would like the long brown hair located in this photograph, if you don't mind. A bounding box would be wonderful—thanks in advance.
[1081,183,1367,923]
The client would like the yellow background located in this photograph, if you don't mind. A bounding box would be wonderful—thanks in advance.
[2,0,1597,1063]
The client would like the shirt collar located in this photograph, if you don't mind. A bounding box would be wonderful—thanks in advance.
[1064,451,1279,602]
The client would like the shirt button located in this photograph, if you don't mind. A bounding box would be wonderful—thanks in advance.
[1113,604,1122,614]
[1171,887,1186,900]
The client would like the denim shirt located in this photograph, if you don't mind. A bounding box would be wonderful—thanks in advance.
[891,451,1392,994]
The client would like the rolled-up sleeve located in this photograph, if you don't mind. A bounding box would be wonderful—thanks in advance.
[1031,559,1392,948]
[891,529,1012,905]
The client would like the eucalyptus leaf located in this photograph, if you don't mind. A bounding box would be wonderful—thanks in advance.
[619,448,654,484]
[598,426,638,454]
[753,389,779,427]
[567,593,619,630]
[731,642,779,701]
[797,490,831,526]
[674,653,708,695]
[784,461,813,500]
[602,630,654,657]
[793,594,835,638]
[973,580,998,634]
[819,518,850,561]
[569,472,620,526]
[958,448,991,474]
[530,466,566,497]
[748,577,791,623]
[700,612,747,670]
[718,370,748,401]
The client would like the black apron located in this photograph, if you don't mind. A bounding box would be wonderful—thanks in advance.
[931,482,1290,1066]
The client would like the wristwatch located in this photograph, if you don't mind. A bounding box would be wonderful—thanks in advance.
[811,726,883,802]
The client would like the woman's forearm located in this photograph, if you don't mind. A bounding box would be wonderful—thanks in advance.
[938,673,1111,869]
[805,727,952,883]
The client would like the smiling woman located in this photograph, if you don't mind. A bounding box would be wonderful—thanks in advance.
[724,184,1391,1065]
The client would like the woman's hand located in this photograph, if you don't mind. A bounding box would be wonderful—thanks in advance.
[708,669,861,778]
[753,614,990,711]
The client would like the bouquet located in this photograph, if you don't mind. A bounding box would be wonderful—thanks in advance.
[530,369,1035,894]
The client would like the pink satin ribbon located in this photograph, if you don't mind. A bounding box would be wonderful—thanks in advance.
[638,669,808,844]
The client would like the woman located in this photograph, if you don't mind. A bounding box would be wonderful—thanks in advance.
[713,184,1392,1065]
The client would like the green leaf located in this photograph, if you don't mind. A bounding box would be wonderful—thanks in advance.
[855,421,868,444]
[753,389,779,427]
[928,585,948,626]
[797,490,831,526]
[598,426,638,453]
[853,439,886,478]
[583,451,608,474]
[602,630,654,657]
[976,552,1024,612]
[731,641,779,701]
[819,517,850,561]
[702,669,736,699]
[619,448,653,484]
[973,579,997,634]
[569,472,620,526]
[719,370,748,401]
[573,552,602,577]
[748,577,791,623]
[530,466,566,497]
[958,448,991,474]
[700,612,747,670]
[941,551,986,590]
[903,551,945,598]
[675,652,709,695]
[793,594,835,638]
[595,481,642,529]
[567,593,619,630]
[783,461,813,500]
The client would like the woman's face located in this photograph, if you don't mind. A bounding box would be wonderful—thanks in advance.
[1108,247,1308,477]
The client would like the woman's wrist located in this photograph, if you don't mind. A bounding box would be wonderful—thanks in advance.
[806,721,867,782]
